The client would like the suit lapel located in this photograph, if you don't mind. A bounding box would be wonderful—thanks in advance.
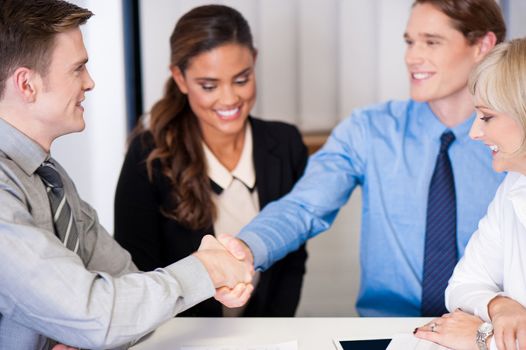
[251,117,281,209]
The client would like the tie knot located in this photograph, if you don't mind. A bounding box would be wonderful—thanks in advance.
[440,131,455,153]
[36,160,63,189]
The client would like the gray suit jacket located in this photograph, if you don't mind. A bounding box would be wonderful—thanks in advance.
[0,118,214,349]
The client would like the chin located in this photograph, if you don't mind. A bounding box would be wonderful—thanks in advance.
[409,89,431,102]
[492,162,508,173]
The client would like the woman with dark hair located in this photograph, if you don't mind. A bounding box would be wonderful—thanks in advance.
[114,4,308,317]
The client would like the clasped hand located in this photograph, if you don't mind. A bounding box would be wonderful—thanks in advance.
[193,234,255,308]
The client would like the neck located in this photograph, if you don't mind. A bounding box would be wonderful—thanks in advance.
[202,125,246,172]
[0,105,52,152]
[428,87,475,128]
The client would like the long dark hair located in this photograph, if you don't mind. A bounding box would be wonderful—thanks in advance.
[140,5,255,230]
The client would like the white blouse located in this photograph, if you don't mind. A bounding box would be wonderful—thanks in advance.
[203,123,260,316]
[446,172,526,349]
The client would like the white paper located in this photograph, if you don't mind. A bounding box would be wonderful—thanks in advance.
[387,334,450,350]
[180,340,297,350]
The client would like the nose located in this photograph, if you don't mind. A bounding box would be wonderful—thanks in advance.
[469,118,484,140]
[83,67,95,92]
[220,85,239,106]
[405,43,425,66]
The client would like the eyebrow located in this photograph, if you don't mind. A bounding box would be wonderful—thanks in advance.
[403,32,446,40]
[71,58,89,69]
[194,67,253,82]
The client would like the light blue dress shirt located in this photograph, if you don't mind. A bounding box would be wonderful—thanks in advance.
[238,100,505,316]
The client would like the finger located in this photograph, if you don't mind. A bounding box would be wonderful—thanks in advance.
[414,328,442,343]
[516,328,526,350]
[218,234,249,261]
[236,283,254,306]
[423,319,441,332]
[503,329,517,350]
[199,234,218,250]
[494,329,505,350]
[214,284,249,308]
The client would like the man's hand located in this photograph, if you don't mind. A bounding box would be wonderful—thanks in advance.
[52,345,77,350]
[193,235,254,307]
[194,235,254,289]
[217,234,254,266]
[489,296,526,350]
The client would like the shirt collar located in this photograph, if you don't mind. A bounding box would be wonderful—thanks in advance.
[414,101,476,144]
[507,173,526,223]
[0,117,48,175]
[203,123,255,190]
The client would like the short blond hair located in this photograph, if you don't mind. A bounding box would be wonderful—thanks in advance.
[469,38,526,153]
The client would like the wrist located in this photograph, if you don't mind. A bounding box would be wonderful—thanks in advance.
[488,295,508,318]
[476,322,493,350]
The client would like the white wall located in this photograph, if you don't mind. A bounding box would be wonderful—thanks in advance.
[52,0,127,232]
[139,0,412,132]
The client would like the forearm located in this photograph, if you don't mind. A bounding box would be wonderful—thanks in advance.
[1,230,213,349]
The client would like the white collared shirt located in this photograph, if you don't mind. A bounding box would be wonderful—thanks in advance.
[203,123,260,316]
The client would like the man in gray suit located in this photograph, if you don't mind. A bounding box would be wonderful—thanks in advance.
[0,1,254,349]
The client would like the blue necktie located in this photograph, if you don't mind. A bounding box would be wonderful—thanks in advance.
[421,131,457,316]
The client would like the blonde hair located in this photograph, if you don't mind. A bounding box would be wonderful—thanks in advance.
[469,38,526,153]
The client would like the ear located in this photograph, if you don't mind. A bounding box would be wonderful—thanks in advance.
[474,32,497,63]
[252,48,258,65]
[170,66,188,94]
[11,67,40,102]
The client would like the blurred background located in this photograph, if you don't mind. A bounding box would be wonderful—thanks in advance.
[55,0,526,316]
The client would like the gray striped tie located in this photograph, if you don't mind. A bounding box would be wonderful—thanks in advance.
[36,160,79,253]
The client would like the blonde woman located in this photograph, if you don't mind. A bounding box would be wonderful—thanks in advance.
[415,38,526,350]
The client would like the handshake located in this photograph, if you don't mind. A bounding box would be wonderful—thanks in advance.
[193,234,255,308]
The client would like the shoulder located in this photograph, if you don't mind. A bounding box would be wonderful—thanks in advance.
[250,117,304,148]
[0,154,26,200]
[249,117,306,165]
[498,172,525,197]
[346,99,414,124]
[126,130,156,161]
[332,99,415,140]
[250,117,302,139]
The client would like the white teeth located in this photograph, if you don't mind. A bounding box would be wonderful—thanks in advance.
[489,145,499,152]
[216,108,239,117]
[412,72,431,80]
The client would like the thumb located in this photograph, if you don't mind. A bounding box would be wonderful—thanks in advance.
[217,234,246,260]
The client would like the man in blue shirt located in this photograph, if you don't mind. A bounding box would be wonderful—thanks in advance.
[222,0,507,316]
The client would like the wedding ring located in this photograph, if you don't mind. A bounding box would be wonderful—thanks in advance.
[430,322,437,333]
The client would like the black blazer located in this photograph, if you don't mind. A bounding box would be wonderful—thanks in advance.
[114,117,308,316]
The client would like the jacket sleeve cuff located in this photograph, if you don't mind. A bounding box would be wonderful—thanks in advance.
[163,255,215,310]
[237,231,269,271]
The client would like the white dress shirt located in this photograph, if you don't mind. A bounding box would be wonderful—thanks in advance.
[446,172,526,349]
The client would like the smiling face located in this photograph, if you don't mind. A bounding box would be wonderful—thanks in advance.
[470,103,526,173]
[404,3,481,105]
[172,43,256,144]
[33,28,94,143]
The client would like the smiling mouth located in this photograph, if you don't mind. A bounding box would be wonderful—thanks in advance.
[411,72,433,80]
[215,107,240,120]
